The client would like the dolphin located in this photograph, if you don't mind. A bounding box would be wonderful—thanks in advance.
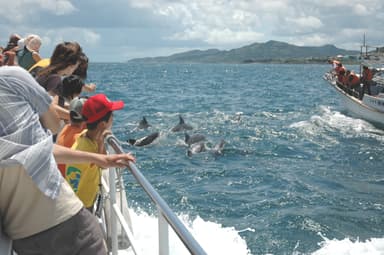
[186,142,206,157]
[211,139,225,155]
[171,115,193,132]
[138,116,151,129]
[185,133,206,145]
[128,132,159,147]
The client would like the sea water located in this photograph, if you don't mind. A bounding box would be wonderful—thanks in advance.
[87,63,384,255]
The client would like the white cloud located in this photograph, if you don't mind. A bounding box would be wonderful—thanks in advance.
[0,0,76,23]
[40,0,77,15]
[1,0,383,61]
[44,27,100,45]
[285,16,323,33]
[288,34,330,47]
[352,4,370,16]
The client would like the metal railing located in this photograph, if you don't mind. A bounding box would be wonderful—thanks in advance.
[104,134,207,255]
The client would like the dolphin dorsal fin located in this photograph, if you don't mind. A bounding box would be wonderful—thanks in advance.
[185,133,190,143]
[179,115,185,124]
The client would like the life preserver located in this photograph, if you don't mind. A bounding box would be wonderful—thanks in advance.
[348,73,360,86]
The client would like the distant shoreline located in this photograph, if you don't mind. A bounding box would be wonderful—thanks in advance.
[93,59,360,65]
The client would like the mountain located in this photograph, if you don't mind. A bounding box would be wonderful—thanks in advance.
[128,40,359,64]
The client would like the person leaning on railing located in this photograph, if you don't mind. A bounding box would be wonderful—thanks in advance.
[65,94,126,212]
[0,66,135,255]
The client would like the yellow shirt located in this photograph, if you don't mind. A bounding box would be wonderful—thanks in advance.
[65,130,101,208]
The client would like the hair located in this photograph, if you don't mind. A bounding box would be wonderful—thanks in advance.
[26,36,42,52]
[3,34,21,52]
[85,111,112,130]
[73,52,89,80]
[61,75,85,100]
[70,111,84,124]
[37,41,83,77]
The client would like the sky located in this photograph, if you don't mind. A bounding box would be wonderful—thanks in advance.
[0,0,383,62]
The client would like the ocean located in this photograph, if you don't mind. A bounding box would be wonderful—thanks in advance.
[87,62,384,255]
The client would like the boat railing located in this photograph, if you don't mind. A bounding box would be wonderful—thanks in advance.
[103,133,207,255]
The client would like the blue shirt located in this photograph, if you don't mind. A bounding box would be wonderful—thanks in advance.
[0,66,62,199]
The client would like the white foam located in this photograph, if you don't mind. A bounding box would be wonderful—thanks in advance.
[312,235,384,255]
[290,105,384,142]
[125,208,251,255]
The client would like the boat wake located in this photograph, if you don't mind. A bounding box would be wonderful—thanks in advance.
[311,234,384,255]
[126,208,251,255]
[290,106,384,142]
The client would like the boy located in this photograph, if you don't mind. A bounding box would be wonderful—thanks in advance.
[56,97,87,176]
[65,94,124,210]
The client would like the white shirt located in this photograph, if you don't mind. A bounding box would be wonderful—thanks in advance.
[0,66,62,199]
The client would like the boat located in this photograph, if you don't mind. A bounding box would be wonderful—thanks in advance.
[323,40,384,127]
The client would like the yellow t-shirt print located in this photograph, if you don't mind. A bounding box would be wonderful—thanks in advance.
[65,130,101,208]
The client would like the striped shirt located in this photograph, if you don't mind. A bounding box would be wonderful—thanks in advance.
[0,66,62,199]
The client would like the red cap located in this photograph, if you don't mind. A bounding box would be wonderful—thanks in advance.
[82,94,124,123]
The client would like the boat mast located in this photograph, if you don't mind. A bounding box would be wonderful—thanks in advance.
[360,33,366,75]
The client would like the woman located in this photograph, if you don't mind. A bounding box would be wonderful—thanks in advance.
[36,41,83,122]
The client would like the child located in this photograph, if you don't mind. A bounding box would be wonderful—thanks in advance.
[65,93,125,210]
[56,96,87,176]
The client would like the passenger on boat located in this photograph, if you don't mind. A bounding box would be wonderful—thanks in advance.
[58,75,85,109]
[346,71,360,89]
[32,51,96,93]
[0,66,135,255]
[328,59,341,70]
[337,67,346,84]
[1,34,21,66]
[65,94,126,211]
[17,35,42,70]
[73,52,97,92]
[361,65,373,98]
[17,34,38,50]
[36,41,84,124]
[335,63,346,83]
[56,97,87,177]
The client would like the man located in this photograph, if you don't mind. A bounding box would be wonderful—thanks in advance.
[361,65,373,98]
[0,66,135,255]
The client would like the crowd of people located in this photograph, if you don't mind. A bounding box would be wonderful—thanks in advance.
[0,33,136,254]
[328,59,374,100]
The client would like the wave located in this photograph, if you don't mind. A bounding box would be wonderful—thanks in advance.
[290,105,384,142]
[124,208,384,255]
[125,208,251,255]
[311,234,384,255]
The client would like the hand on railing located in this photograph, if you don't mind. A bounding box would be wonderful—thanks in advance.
[97,153,136,169]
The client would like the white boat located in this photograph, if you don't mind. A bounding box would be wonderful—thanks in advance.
[323,42,384,127]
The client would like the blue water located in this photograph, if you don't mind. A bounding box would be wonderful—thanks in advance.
[87,63,384,254]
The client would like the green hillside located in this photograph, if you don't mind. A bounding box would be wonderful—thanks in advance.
[128,40,359,64]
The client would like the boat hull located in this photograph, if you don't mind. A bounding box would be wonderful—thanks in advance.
[324,72,384,127]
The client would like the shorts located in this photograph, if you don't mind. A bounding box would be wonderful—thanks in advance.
[12,207,107,255]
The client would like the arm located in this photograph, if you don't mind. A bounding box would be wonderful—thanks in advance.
[51,101,70,121]
[53,144,136,168]
[32,52,42,63]
[40,103,61,134]
[82,83,96,92]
